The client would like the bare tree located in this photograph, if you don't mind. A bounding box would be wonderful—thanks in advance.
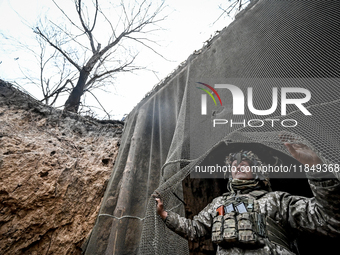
[32,36,76,106]
[34,0,167,114]
[214,0,251,24]
[4,30,77,107]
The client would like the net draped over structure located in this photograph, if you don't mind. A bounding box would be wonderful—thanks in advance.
[83,1,340,254]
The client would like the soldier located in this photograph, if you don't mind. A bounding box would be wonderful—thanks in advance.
[154,142,340,254]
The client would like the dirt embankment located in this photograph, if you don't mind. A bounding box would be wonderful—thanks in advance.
[0,80,122,254]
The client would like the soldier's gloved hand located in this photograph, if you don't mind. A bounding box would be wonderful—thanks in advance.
[284,142,334,179]
[152,191,168,220]
[284,142,322,167]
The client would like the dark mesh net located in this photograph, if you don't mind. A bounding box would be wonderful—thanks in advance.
[83,1,340,254]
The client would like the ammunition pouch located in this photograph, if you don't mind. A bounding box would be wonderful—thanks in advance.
[211,215,224,244]
[211,192,291,251]
[212,211,266,248]
[223,212,237,242]
[237,212,257,244]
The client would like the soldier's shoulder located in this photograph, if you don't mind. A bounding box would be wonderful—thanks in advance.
[209,195,225,209]
[262,190,289,196]
[211,195,225,203]
[258,190,291,204]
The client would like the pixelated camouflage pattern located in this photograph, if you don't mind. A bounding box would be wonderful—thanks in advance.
[225,150,264,167]
[164,178,340,255]
[225,150,271,180]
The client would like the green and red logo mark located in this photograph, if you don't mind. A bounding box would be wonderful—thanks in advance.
[196,82,222,115]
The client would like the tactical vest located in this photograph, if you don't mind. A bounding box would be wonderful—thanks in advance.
[211,190,291,251]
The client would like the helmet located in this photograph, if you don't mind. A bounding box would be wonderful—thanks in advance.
[225,150,271,181]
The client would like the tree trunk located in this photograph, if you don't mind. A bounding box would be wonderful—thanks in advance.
[64,68,89,113]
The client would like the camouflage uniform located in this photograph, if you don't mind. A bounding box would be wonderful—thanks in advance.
[165,179,340,255]
[163,151,340,254]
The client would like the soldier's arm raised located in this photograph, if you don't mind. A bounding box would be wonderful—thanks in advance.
[271,143,340,236]
[154,193,215,241]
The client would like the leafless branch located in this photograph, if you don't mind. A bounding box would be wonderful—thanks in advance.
[213,0,251,24]
[34,27,81,71]
[85,57,139,90]
[49,79,74,106]
[86,89,111,119]
[76,0,99,53]
[97,6,117,41]
[49,20,90,51]
[51,0,83,32]
[125,36,168,60]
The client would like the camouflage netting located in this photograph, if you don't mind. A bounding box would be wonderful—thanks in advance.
[83,0,340,254]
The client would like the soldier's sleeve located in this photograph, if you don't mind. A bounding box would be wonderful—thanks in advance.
[273,178,340,237]
[163,198,218,241]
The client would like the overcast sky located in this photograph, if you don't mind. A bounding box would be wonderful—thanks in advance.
[0,0,240,119]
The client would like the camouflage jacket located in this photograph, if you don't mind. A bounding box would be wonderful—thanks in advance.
[164,179,340,255]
